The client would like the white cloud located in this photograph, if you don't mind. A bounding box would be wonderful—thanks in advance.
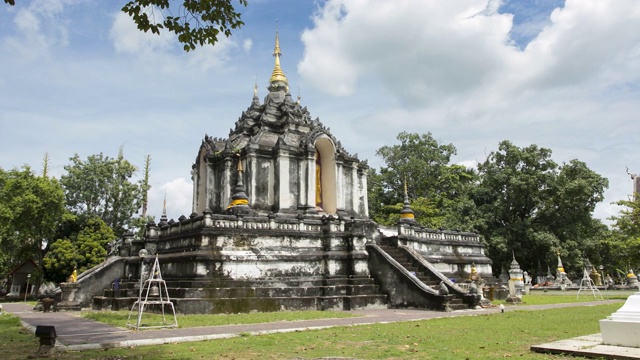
[243,38,252,52]
[2,0,76,61]
[109,11,173,55]
[457,160,479,170]
[109,11,240,73]
[297,0,640,224]
[149,177,193,220]
[188,37,238,72]
[299,0,640,111]
[299,0,517,104]
[522,0,640,90]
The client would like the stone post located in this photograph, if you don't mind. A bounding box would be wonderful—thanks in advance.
[56,282,82,311]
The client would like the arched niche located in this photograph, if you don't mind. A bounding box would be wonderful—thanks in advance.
[315,137,337,214]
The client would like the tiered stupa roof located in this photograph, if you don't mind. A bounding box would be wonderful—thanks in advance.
[196,32,361,165]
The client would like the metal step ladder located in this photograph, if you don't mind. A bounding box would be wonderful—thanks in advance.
[127,255,178,330]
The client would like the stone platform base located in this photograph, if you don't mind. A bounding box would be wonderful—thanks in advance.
[93,276,389,314]
[600,292,640,347]
[56,301,81,311]
[600,319,640,348]
[94,294,388,314]
[531,333,640,359]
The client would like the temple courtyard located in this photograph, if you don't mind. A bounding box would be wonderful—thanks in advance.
[1,291,637,359]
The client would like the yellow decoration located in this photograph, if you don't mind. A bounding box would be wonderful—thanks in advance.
[400,213,415,219]
[68,269,77,283]
[469,264,479,281]
[315,151,322,207]
[227,199,248,208]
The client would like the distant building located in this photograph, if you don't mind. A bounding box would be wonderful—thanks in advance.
[6,259,36,298]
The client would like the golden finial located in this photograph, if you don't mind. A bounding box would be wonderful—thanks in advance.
[274,19,281,56]
[269,22,288,86]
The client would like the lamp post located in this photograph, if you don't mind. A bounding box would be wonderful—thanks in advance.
[600,265,608,299]
[24,274,31,302]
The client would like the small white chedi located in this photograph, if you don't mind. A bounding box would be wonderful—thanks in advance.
[600,292,640,347]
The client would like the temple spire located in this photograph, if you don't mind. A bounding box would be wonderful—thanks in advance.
[252,78,260,105]
[399,178,416,224]
[268,28,288,90]
[159,191,168,225]
[231,157,248,205]
[226,156,255,216]
[557,250,565,273]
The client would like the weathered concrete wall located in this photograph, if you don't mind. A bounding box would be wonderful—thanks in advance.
[127,214,381,282]
[73,256,125,308]
[366,244,450,311]
[192,136,369,218]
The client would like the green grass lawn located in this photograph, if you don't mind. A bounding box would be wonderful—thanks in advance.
[0,313,35,360]
[494,289,633,306]
[71,302,623,359]
[0,293,628,359]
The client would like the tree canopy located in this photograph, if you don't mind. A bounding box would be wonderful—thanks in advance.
[369,132,478,230]
[43,216,117,283]
[368,135,609,278]
[60,149,146,237]
[472,140,608,275]
[597,195,640,279]
[3,0,247,52]
[0,150,148,285]
[0,166,65,283]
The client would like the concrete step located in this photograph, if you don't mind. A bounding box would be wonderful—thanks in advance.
[93,294,389,314]
[115,276,376,289]
[102,284,382,299]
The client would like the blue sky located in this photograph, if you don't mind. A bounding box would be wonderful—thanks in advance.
[1,0,638,225]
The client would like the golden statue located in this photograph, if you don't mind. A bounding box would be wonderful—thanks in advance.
[469,263,480,281]
[67,268,77,283]
[590,267,602,286]
[315,150,322,210]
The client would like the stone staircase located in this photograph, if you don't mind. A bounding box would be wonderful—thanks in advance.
[377,244,472,311]
[92,276,388,314]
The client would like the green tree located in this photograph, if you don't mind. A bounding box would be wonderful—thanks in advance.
[369,132,478,230]
[473,141,608,276]
[597,195,640,278]
[60,149,145,237]
[44,217,117,283]
[4,0,247,52]
[0,166,65,285]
